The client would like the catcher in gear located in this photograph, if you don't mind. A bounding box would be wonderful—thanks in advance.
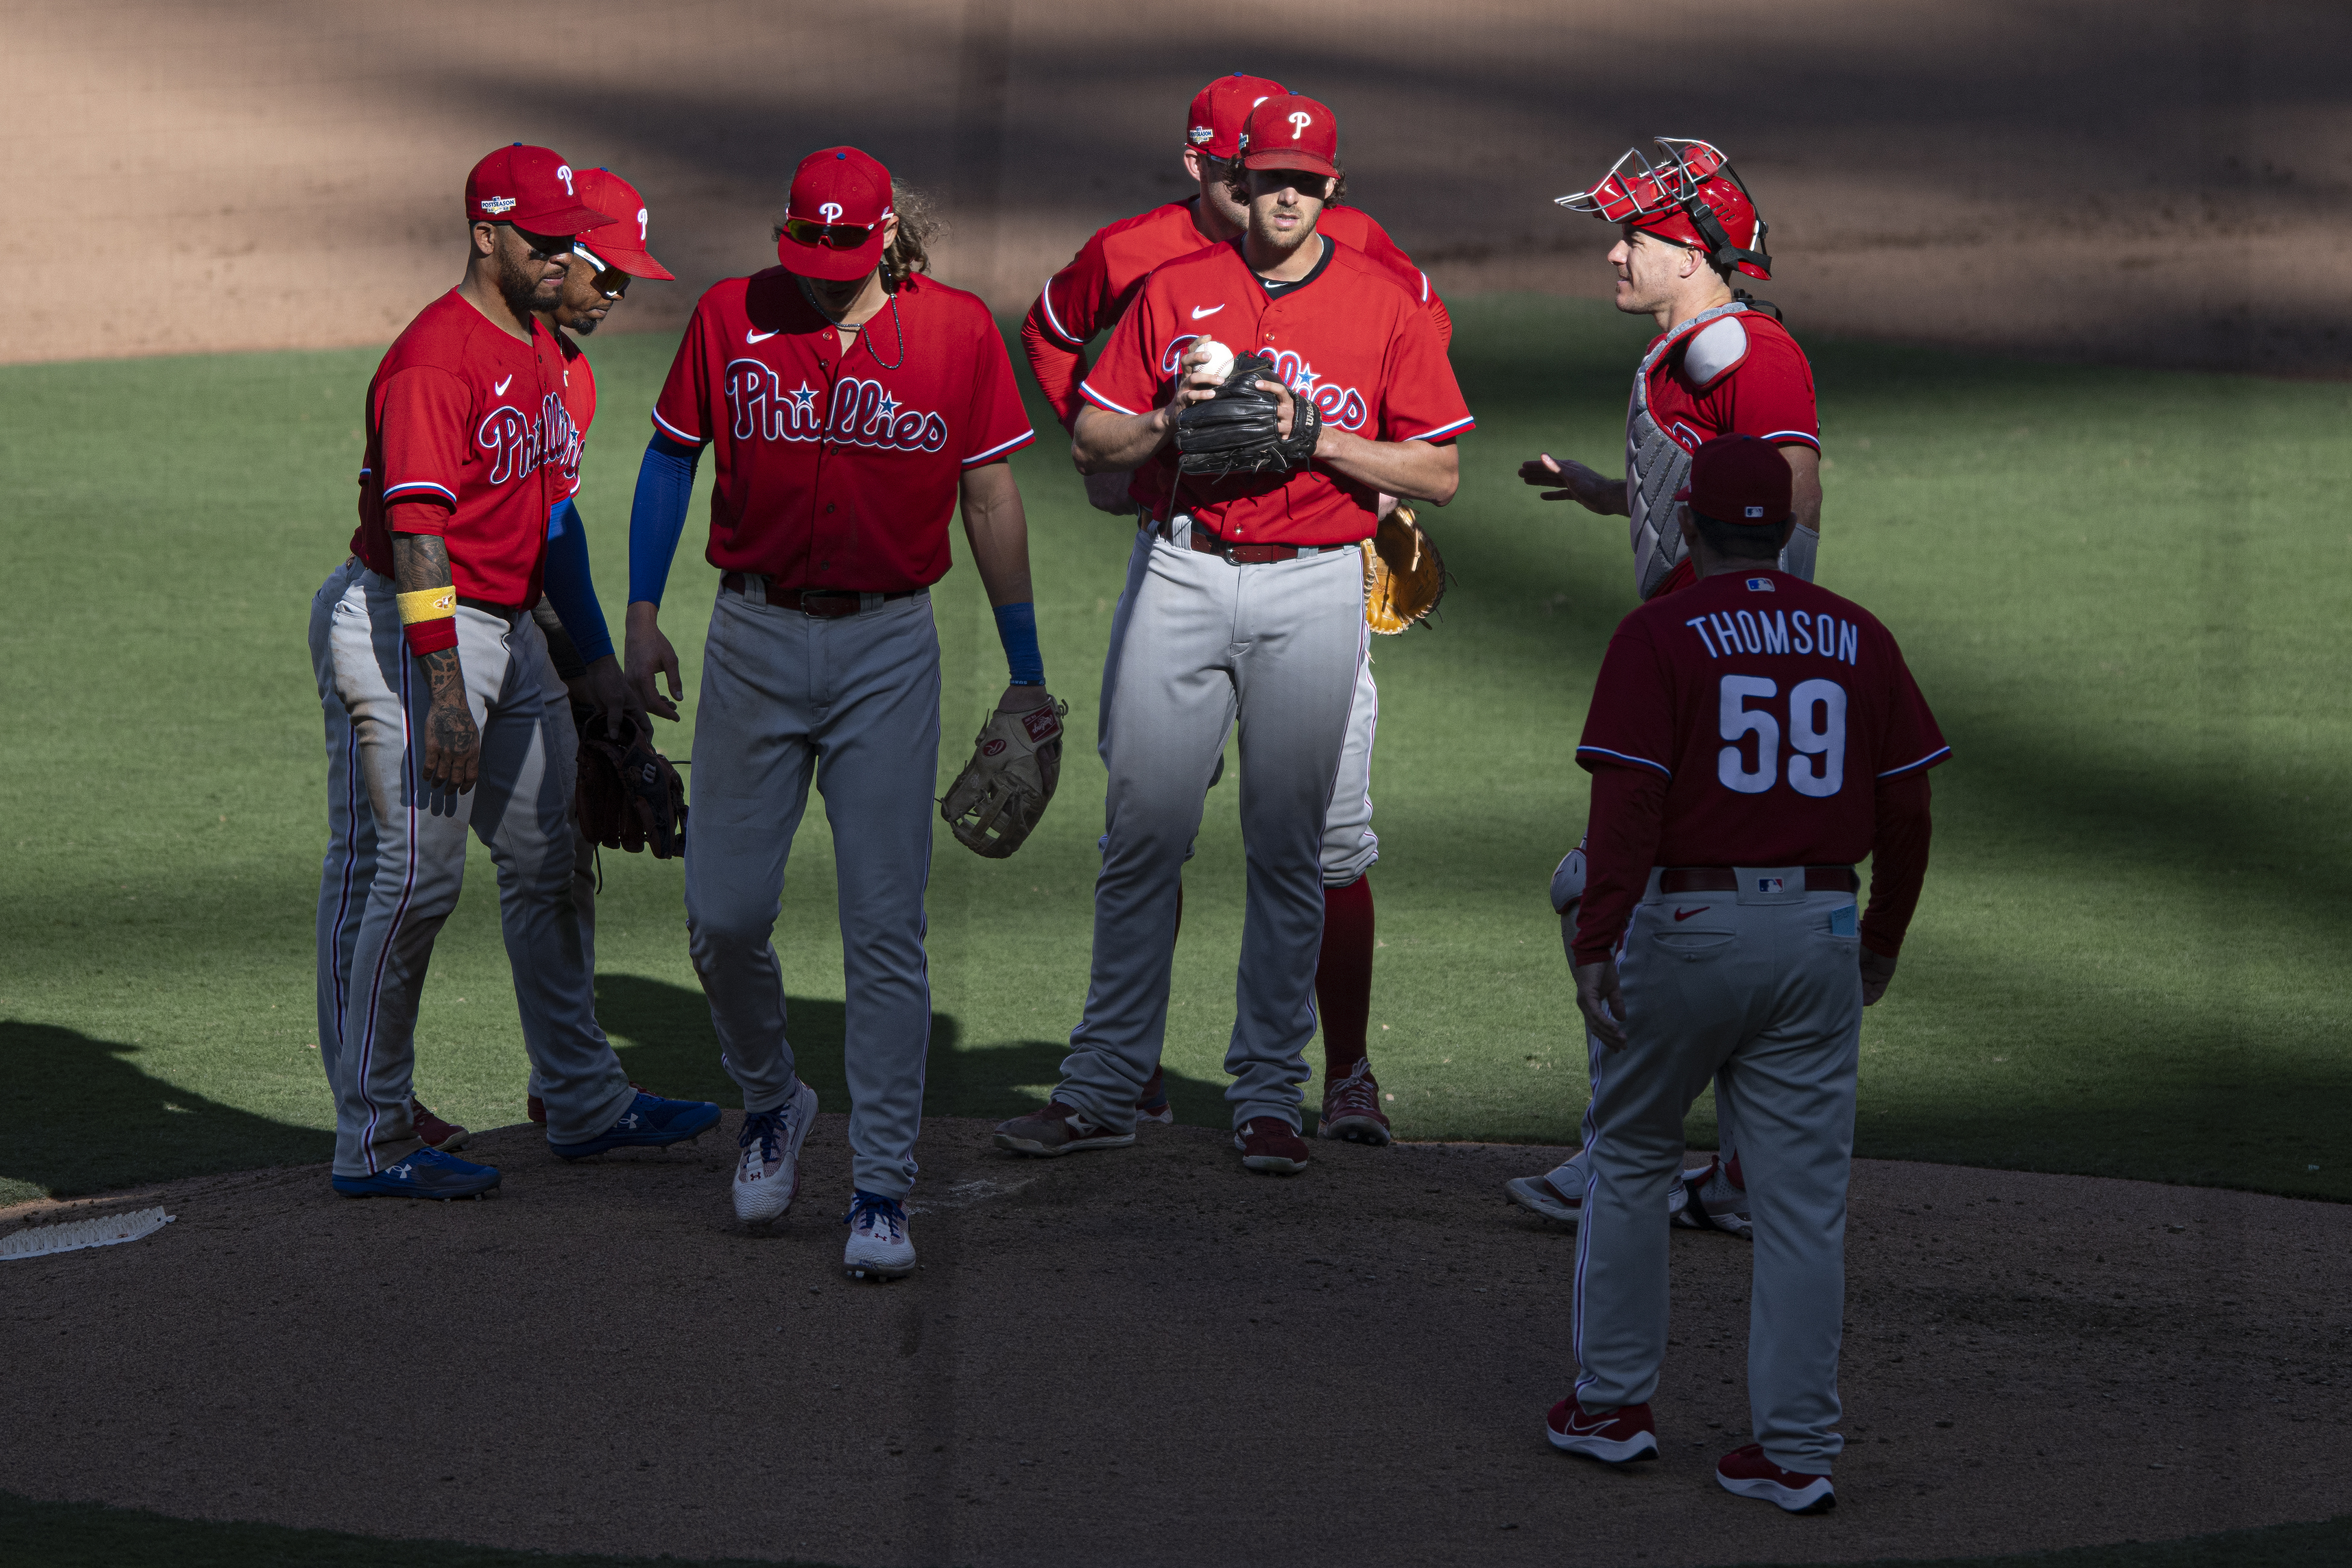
[941,691,1069,857]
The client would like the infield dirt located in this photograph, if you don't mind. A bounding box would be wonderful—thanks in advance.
[5,0,2350,375]
[2,1114,2344,1567]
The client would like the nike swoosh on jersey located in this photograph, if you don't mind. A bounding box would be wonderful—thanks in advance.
[747,328,780,344]
[493,375,513,394]
[1674,907,1707,922]
[1190,304,1226,319]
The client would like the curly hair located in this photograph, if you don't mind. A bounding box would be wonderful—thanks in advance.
[770,181,941,285]
[1221,160,1347,210]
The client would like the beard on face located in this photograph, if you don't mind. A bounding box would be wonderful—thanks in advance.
[495,244,553,317]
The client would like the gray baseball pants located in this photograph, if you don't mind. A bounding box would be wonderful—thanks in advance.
[310,558,637,1177]
[1572,870,1863,1474]
[682,580,940,1201]
[1098,527,1380,886]
[1061,528,1367,1133]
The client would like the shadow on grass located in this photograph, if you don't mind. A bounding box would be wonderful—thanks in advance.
[0,1020,334,1200]
[591,973,1237,1129]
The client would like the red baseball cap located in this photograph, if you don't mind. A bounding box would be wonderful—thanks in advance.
[1187,74,1287,161]
[570,168,674,282]
[1677,435,1793,524]
[463,144,613,237]
[776,147,894,282]
[1238,93,1339,179]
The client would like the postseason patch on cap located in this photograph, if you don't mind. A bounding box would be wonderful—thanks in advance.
[1746,577,1775,591]
[1189,127,1213,144]
[479,196,516,214]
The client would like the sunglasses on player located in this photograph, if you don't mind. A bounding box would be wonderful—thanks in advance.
[497,223,577,262]
[569,244,632,299]
[781,217,877,250]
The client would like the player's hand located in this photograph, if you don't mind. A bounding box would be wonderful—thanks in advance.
[1158,344,1225,428]
[1519,452,1626,515]
[422,688,481,796]
[1257,378,1297,443]
[578,655,645,740]
[1860,947,1898,1007]
[1573,959,1628,1051]
[624,602,683,721]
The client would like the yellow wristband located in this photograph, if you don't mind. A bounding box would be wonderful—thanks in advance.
[396,588,457,625]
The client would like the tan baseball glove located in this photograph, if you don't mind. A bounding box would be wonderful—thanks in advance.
[941,689,1068,858]
[1363,504,1447,634]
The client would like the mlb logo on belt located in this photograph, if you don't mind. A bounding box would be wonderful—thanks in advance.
[1756,876,1786,894]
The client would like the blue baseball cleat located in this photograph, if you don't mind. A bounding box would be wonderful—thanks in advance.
[549,1090,722,1160]
[332,1146,502,1200]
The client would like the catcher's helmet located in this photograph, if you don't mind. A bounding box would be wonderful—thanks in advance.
[1557,138,1771,281]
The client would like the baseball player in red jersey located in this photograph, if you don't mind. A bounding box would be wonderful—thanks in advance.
[993,95,1472,1175]
[310,145,721,1199]
[1508,139,1823,1231]
[1019,73,1455,1142]
[517,165,676,1128]
[625,148,1046,1279]
[1541,436,1947,1513]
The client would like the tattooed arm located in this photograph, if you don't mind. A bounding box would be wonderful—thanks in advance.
[390,523,481,793]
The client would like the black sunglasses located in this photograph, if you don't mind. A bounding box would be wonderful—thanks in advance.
[499,222,577,261]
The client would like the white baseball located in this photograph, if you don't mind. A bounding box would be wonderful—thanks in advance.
[1189,337,1234,383]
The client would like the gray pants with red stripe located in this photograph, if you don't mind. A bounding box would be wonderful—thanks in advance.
[1572,870,1863,1474]
[680,581,941,1201]
[311,558,636,1176]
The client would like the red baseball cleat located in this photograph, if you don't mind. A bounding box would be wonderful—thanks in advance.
[410,1098,469,1152]
[1317,1058,1391,1145]
[1544,1394,1659,1464]
[1235,1118,1310,1175]
[1715,1444,1835,1513]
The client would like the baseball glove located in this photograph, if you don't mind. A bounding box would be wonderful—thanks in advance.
[1362,504,1447,633]
[575,706,688,858]
[1174,352,1321,476]
[941,689,1068,859]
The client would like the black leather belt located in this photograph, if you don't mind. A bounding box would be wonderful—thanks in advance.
[721,572,922,618]
[1659,867,1858,894]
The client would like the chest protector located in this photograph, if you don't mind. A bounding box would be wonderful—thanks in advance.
[1623,300,1751,599]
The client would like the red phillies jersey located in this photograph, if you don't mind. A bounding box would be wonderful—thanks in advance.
[1576,568,1948,867]
[350,292,579,607]
[1079,238,1472,546]
[552,332,595,501]
[651,269,1035,592]
[1637,309,1819,459]
[1025,198,1450,425]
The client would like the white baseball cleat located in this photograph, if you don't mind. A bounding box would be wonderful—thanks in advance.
[1504,1158,1690,1229]
[732,1081,818,1224]
[1672,1154,1752,1238]
[842,1192,916,1280]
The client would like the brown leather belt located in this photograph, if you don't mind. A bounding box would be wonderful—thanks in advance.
[1659,867,1858,894]
[721,572,922,618]
[1178,528,1336,565]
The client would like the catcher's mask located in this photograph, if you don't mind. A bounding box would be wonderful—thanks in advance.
[1557,138,1772,282]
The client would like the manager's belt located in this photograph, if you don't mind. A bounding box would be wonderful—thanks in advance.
[1660,867,1859,894]
[721,572,923,618]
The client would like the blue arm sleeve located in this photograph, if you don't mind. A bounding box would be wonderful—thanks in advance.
[627,432,704,608]
[992,601,1045,686]
[540,500,614,666]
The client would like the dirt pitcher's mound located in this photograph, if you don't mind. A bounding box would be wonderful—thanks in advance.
[0,1116,2343,1567]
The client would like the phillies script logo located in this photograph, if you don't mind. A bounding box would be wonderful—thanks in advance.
[1159,334,1370,431]
[477,392,577,486]
[722,359,948,455]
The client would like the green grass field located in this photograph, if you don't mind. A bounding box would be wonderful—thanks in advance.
[2,297,2346,1210]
